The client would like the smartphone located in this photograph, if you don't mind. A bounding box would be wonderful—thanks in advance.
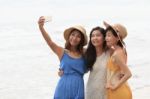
[44,16,52,22]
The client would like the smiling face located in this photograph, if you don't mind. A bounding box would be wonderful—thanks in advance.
[105,30,119,48]
[69,29,82,47]
[91,30,104,48]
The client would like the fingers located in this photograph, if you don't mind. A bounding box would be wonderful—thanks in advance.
[105,83,115,90]
[58,69,64,77]
[38,16,45,26]
[105,83,111,89]
[58,71,63,77]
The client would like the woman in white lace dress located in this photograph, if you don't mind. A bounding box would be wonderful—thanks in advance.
[84,26,109,99]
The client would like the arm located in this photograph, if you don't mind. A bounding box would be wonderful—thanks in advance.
[38,16,64,60]
[112,50,132,90]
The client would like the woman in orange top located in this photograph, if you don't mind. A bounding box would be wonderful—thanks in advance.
[104,21,132,99]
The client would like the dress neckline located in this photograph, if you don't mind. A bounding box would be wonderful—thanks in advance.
[64,52,82,60]
[97,52,105,58]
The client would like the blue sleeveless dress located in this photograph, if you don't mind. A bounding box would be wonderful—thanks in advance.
[54,52,86,99]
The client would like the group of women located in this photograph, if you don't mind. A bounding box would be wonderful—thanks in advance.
[38,16,132,99]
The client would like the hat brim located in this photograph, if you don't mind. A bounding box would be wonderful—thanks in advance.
[104,22,126,48]
[64,26,87,46]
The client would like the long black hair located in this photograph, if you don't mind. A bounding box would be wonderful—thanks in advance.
[84,26,106,70]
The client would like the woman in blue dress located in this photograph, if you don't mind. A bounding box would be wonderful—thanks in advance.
[38,16,88,99]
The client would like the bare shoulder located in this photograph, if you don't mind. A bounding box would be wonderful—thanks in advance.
[112,48,126,64]
[64,49,69,53]
[114,48,124,57]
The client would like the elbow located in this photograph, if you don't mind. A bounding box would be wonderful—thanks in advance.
[124,70,132,79]
[128,71,132,78]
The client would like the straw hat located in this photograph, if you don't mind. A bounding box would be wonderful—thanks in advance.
[64,25,87,46]
[111,24,127,39]
[104,22,127,39]
[104,21,128,49]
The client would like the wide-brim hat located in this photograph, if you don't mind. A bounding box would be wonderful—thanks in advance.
[111,24,127,40]
[104,21,128,49]
[104,22,127,39]
[64,25,87,46]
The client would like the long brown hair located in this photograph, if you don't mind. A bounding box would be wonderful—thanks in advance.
[65,29,85,54]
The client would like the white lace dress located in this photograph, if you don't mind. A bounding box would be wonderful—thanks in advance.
[85,52,109,99]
